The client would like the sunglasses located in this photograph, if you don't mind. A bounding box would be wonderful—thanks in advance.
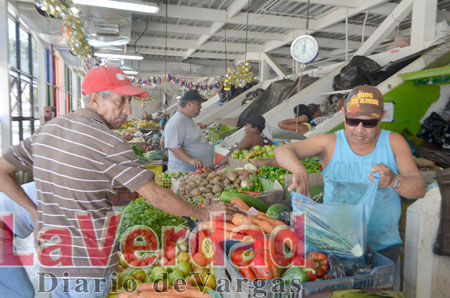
[345,117,379,128]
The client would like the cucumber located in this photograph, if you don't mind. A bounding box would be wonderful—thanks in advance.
[220,192,268,212]
[266,204,291,220]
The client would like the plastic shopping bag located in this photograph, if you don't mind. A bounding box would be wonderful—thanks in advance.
[291,176,379,258]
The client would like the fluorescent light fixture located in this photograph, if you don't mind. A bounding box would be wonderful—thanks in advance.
[94,52,144,60]
[122,69,138,75]
[73,0,159,14]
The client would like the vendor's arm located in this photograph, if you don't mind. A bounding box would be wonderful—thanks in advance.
[0,158,37,219]
[369,132,426,199]
[277,117,310,133]
[275,134,333,196]
[169,147,203,169]
[137,181,240,221]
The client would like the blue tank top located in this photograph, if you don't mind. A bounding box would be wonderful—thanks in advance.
[322,129,401,250]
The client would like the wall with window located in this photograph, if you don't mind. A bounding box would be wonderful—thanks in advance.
[8,17,40,145]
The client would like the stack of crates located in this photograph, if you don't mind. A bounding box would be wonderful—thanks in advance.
[216,240,395,298]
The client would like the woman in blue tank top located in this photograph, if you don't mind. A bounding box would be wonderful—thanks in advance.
[274,85,426,290]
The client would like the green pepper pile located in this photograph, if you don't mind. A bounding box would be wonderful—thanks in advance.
[256,166,291,186]
[301,156,322,173]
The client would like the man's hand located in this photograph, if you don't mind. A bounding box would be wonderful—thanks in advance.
[189,158,203,169]
[288,169,311,197]
[203,202,243,222]
[369,163,396,189]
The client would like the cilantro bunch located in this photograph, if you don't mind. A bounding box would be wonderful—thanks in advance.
[117,198,187,242]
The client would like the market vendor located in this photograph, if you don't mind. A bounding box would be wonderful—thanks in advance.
[277,103,323,134]
[0,66,238,297]
[274,84,426,291]
[164,90,214,172]
[218,115,273,165]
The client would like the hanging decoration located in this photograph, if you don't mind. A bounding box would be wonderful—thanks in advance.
[222,0,256,91]
[38,0,91,58]
[223,61,256,91]
[130,74,223,92]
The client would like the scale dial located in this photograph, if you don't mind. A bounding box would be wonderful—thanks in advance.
[290,35,319,64]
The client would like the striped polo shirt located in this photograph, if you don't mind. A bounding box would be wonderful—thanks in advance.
[3,108,154,278]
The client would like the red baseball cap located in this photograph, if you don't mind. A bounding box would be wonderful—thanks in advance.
[82,66,148,98]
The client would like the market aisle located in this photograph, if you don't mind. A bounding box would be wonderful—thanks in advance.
[16,234,50,298]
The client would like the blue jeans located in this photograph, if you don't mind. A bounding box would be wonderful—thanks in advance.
[43,269,111,298]
[0,267,35,297]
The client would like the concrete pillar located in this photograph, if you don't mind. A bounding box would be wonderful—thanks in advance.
[0,0,11,153]
[260,59,270,82]
[410,0,437,51]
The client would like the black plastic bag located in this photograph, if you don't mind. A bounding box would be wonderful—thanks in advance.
[416,112,446,146]
[332,56,381,90]
[327,254,347,279]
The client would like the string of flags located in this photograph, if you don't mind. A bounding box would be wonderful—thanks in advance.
[130,74,223,92]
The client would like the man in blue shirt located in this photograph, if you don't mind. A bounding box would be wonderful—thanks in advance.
[275,85,426,290]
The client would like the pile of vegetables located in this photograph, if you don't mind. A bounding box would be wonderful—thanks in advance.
[230,236,330,283]
[117,198,187,243]
[117,235,216,297]
[230,144,278,160]
[301,156,322,174]
[174,167,264,204]
[256,165,291,186]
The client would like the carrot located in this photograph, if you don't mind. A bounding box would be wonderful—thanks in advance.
[137,282,169,292]
[137,287,210,298]
[197,221,238,232]
[249,216,274,234]
[177,288,211,298]
[231,197,250,211]
[119,292,134,298]
[232,213,252,226]
[138,292,181,298]
[257,214,287,227]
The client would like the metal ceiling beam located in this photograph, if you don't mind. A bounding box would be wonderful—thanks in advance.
[287,0,359,8]
[154,4,306,29]
[182,0,249,60]
[263,0,389,53]
[132,21,378,42]
[133,35,361,57]
[354,0,413,56]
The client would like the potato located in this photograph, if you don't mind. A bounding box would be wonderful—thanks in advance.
[207,172,218,180]
[223,179,231,186]
[212,185,223,194]
[200,172,208,179]
[211,176,222,184]
[195,178,202,185]
[191,189,201,196]
[199,186,210,194]
[200,181,208,187]
[226,171,238,181]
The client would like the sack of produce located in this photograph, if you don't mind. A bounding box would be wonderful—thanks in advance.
[291,176,379,258]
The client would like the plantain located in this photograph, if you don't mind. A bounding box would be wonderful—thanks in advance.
[244,151,263,159]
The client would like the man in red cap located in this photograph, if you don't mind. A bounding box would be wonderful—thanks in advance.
[0,66,238,297]
[275,85,426,291]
